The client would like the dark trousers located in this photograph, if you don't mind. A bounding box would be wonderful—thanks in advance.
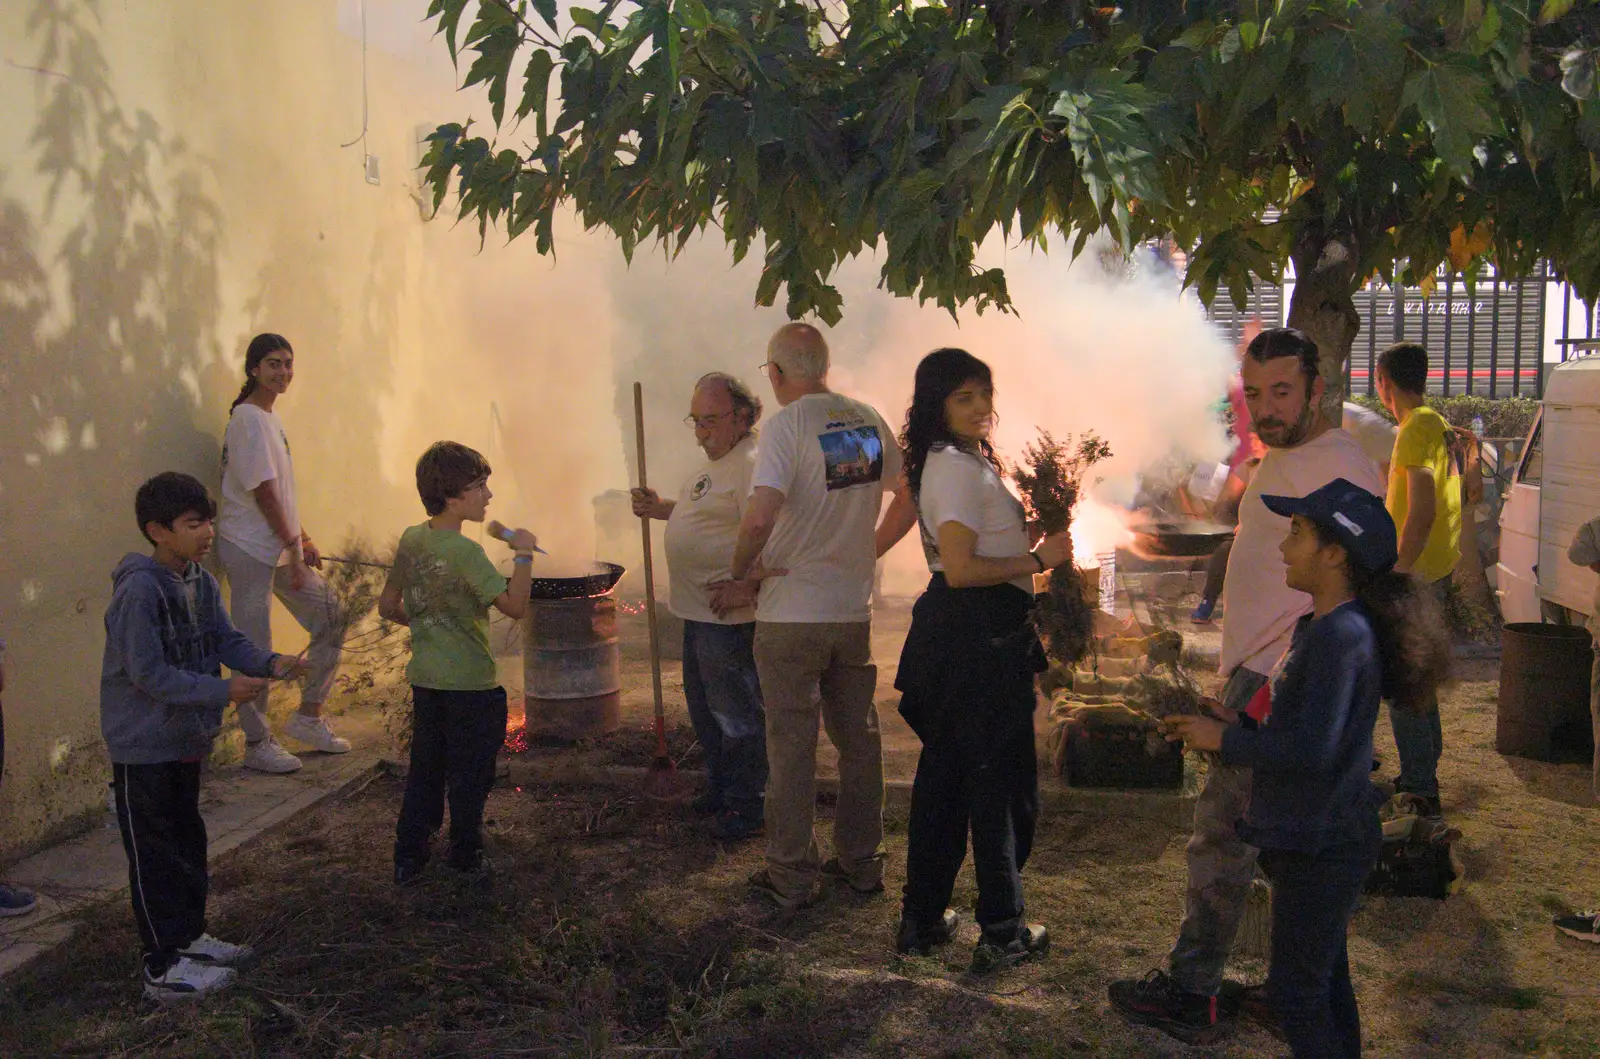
[112,761,207,974]
[1259,829,1381,1059]
[682,619,767,819]
[394,686,508,869]
[1389,579,1448,799]
[1201,536,1233,603]
[903,708,1038,941]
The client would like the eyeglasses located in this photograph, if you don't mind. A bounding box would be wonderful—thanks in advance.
[756,359,783,375]
[684,412,731,429]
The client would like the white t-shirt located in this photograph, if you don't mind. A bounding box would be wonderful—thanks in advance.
[917,444,1033,593]
[751,392,902,623]
[218,404,300,567]
[664,435,758,624]
[1220,427,1384,676]
[1341,402,1397,487]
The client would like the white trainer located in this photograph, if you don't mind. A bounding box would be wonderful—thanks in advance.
[284,713,352,754]
[143,956,237,1003]
[242,736,302,774]
[180,933,255,967]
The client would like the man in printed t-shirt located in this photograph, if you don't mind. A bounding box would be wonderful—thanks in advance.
[732,323,905,910]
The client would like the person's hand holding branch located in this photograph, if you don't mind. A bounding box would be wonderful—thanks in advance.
[228,675,270,703]
[1162,714,1228,753]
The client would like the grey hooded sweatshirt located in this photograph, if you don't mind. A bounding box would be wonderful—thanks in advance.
[100,553,277,764]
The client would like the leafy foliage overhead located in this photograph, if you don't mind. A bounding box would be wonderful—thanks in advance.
[421,0,1600,324]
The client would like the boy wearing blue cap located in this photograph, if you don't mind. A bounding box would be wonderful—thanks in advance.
[1166,479,1451,1059]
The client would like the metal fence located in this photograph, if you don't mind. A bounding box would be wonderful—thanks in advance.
[1206,261,1596,399]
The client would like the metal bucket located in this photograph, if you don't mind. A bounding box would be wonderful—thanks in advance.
[1495,622,1595,763]
[524,595,622,742]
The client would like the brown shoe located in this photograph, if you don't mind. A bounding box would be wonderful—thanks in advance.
[820,857,884,895]
[746,868,812,910]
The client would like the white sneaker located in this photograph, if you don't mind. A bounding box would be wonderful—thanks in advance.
[143,956,237,1003]
[284,713,352,754]
[180,933,255,967]
[243,737,302,774]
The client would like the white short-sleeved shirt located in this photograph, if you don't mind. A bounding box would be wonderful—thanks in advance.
[917,444,1033,593]
[1341,402,1398,487]
[218,404,300,567]
[1220,427,1384,676]
[751,392,902,623]
[664,435,758,624]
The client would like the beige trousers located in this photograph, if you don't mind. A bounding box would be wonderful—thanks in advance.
[754,621,885,903]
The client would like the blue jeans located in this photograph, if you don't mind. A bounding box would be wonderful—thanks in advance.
[1259,827,1381,1059]
[1389,579,1448,799]
[682,620,767,820]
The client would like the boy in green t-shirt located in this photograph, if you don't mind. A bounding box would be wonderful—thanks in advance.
[378,442,538,886]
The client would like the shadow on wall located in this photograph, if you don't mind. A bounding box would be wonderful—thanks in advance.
[235,214,406,547]
[0,0,226,852]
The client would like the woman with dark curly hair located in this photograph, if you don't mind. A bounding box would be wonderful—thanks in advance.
[879,348,1073,972]
[1165,478,1450,1058]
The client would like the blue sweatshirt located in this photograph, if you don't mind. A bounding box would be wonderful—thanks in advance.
[100,553,277,765]
[1220,601,1385,854]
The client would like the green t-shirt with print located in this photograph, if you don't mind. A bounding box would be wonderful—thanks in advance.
[394,523,509,691]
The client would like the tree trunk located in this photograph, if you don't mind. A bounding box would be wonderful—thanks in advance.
[1286,223,1362,423]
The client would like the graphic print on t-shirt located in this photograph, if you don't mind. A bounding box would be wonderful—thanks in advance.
[689,473,712,502]
[819,425,884,491]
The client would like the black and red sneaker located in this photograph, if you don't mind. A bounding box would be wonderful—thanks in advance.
[1108,969,1224,1043]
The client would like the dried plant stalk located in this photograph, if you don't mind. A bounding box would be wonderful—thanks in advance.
[1013,429,1111,666]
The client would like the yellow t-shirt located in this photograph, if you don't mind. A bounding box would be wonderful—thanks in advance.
[1385,406,1462,583]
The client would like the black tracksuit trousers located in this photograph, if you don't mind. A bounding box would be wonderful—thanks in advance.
[112,761,208,974]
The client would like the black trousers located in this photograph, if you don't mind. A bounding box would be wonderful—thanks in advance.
[1259,828,1382,1059]
[394,685,508,869]
[903,707,1038,941]
[897,576,1043,943]
[112,761,208,973]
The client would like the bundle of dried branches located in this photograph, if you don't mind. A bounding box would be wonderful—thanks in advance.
[1013,429,1111,666]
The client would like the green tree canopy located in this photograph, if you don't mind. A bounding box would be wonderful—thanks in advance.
[421,0,1600,407]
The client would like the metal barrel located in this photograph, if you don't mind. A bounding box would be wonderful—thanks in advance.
[1495,622,1595,763]
[523,595,622,742]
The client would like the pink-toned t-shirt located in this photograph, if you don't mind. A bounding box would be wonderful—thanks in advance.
[1220,427,1384,677]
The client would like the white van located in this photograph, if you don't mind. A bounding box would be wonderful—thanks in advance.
[1496,352,1600,624]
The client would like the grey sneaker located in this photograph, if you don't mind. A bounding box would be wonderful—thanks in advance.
[243,737,302,774]
[284,713,352,754]
[0,882,37,917]
[971,923,1049,974]
[143,956,237,1003]
[179,933,255,967]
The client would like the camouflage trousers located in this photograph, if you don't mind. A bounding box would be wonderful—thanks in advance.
[1166,666,1269,997]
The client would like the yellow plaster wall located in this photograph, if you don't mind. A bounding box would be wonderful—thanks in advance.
[0,0,625,854]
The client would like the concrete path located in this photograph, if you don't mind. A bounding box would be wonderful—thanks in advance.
[0,722,387,980]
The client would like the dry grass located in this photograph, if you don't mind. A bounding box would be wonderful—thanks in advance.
[0,663,1596,1058]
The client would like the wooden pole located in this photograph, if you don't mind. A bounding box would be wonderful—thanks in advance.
[633,382,667,741]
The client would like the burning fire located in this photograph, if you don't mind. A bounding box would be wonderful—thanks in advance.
[1072,497,1132,561]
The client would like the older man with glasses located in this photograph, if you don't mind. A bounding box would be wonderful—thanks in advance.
[632,372,772,841]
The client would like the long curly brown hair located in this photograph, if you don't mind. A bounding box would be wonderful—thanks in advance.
[1311,522,1453,709]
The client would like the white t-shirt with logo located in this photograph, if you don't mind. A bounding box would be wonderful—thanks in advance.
[1341,402,1397,487]
[1220,427,1384,676]
[218,404,300,567]
[917,444,1033,594]
[752,392,902,623]
[664,435,758,624]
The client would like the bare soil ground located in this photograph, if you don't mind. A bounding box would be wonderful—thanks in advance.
[1,632,1596,1057]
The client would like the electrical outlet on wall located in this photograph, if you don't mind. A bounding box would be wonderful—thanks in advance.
[364,153,381,185]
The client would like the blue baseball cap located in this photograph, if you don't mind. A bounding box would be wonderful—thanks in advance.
[1260,478,1398,574]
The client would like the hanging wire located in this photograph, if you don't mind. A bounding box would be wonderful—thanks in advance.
[340,0,368,150]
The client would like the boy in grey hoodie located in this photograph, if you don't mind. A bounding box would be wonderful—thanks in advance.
[102,472,305,1002]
